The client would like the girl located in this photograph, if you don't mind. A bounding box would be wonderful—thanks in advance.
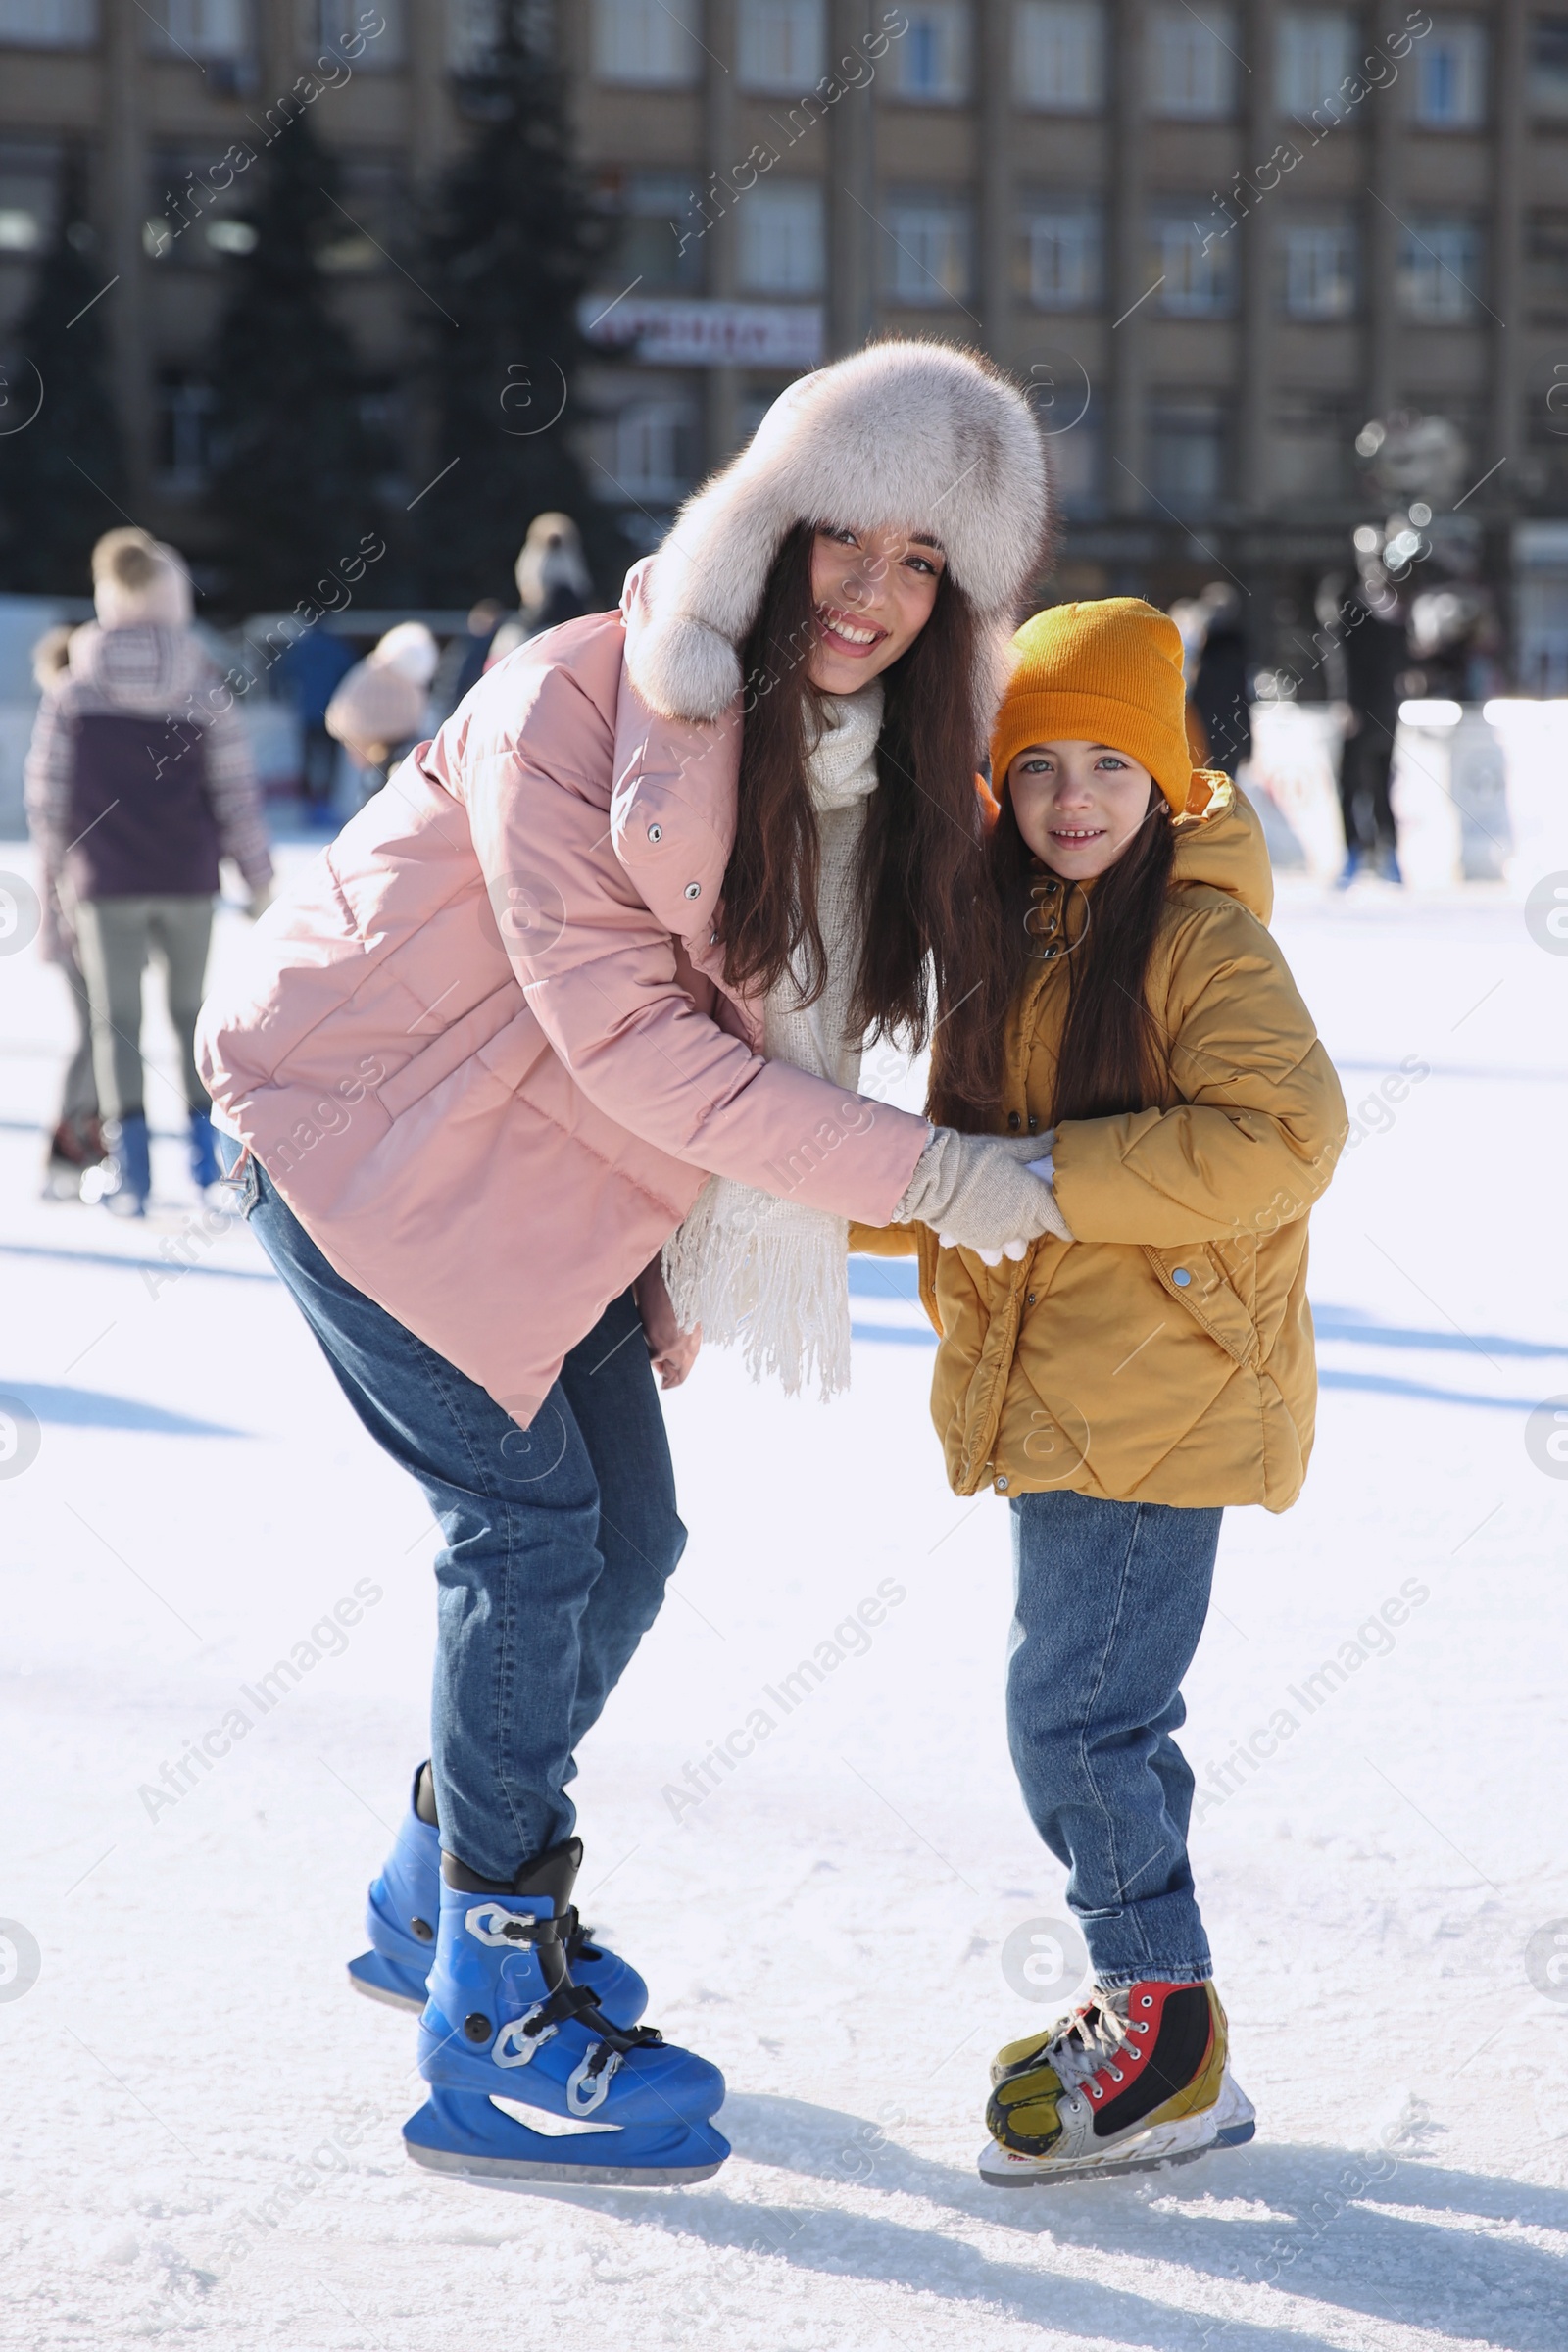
[197,341,1055,2188]
[867,597,1348,2184]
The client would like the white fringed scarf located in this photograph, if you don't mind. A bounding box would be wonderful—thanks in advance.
[662,682,884,1399]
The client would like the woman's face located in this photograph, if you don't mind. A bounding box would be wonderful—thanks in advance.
[806,523,946,695]
[1007,740,1158,880]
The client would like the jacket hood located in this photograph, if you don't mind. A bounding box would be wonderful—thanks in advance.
[624,340,1050,725]
[66,621,208,710]
[1172,772,1273,925]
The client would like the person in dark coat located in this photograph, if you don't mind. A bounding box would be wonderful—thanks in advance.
[1190,583,1252,776]
[1324,571,1410,885]
[482,512,595,669]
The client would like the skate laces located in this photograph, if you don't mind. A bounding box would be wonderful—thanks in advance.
[1041,1989,1132,2096]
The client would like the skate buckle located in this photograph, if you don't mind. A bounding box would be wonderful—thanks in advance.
[466,1903,540,1947]
[565,2042,622,2115]
[493,2003,557,2067]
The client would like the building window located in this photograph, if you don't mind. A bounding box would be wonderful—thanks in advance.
[147,0,251,56]
[736,0,823,91]
[1271,393,1357,502]
[317,0,403,63]
[1147,3,1237,121]
[1397,217,1482,319]
[447,0,500,74]
[604,171,705,293]
[1014,2,1103,111]
[0,0,95,41]
[0,145,58,253]
[1023,198,1102,310]
[1532,16,1568,118]
[1153,212,1236,316]
[613,395,701,503]
[592,0,700,85]
[1053,418,1104,519]
[891,5,970,102]
[1527,209,1568,317]
[738,181,824,293]
[884,197,972,305]
[1276,9,1357,122]
[1413,16,1486,128]
[158,372,218,496]
[1048,414,1101,515]
[1150,397,1227,514]
[1282,221,1356,319]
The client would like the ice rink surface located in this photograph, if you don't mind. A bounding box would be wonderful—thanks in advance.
[2,844,1566,2351]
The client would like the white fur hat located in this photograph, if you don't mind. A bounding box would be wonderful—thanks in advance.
[626,340,1050,723]
[92,528,193,630]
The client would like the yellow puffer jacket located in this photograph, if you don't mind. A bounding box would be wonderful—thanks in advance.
[856,779,1348,1511]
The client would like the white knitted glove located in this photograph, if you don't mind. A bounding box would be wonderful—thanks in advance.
[894,1129,1073,1262]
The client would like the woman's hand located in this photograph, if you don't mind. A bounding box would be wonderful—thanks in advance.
[651,1324,702,1390]
[633,1257,700,1389]
[896,1129,1073,1255]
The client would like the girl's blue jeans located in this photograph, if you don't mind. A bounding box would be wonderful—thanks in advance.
[1008,1489,1222,1988]
[223,1141,685,1883]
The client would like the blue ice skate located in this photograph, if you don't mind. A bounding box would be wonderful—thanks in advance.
[403,1839,728,2187]
[347,1764,648,2026]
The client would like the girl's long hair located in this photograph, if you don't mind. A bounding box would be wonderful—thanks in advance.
[722,521,996,1101]
[929,776,1177,1130]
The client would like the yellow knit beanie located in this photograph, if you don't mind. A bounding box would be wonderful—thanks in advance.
[991,598,1197,815]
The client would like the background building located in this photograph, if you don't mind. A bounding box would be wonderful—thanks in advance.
[2,1,1567,679]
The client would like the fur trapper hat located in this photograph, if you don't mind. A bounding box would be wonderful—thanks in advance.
[92,528,193,630]
[626,340,1049,723]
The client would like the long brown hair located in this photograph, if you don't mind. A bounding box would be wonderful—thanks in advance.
[931,775,1177,1129]
[721,521,995,1098]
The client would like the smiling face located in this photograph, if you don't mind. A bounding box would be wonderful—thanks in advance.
[806,522,946,694]
[1007,740,1160,880]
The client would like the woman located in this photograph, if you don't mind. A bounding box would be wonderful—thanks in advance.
[197,340,1053,2187]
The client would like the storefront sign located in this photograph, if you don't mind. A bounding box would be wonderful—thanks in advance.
[579,296,823,368]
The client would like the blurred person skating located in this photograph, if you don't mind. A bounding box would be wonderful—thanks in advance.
[28,622,107,1198]
[324,620,439,812]
[1189,583,1251,778]
[275,618,356,825]
[857,601,1347,2184]
[482,511,594,668]
[198,343,1054,2187]
[1323,567,1409,887]
[24,529,272,1215]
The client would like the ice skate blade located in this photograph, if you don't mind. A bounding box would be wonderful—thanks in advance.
[346,1950,425,2013]
[405,2139,728,2189]
[403,2095,729,2189]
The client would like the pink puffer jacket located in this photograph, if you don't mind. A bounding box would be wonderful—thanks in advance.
[197,583,929,1420]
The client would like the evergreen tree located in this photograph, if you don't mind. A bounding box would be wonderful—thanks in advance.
[206,110,391,612]
[420,4,610,607]
[0,159,126,595]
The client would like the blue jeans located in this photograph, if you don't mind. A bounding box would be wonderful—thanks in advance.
[1008,1490,1222,1988]
[223,1142,686,1882]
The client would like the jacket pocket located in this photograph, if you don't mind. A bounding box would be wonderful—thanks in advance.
[1144,1245,1259,1368]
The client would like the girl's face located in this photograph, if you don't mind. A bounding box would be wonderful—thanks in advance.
[807,523,946,695]
[1007,740,1158,880]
